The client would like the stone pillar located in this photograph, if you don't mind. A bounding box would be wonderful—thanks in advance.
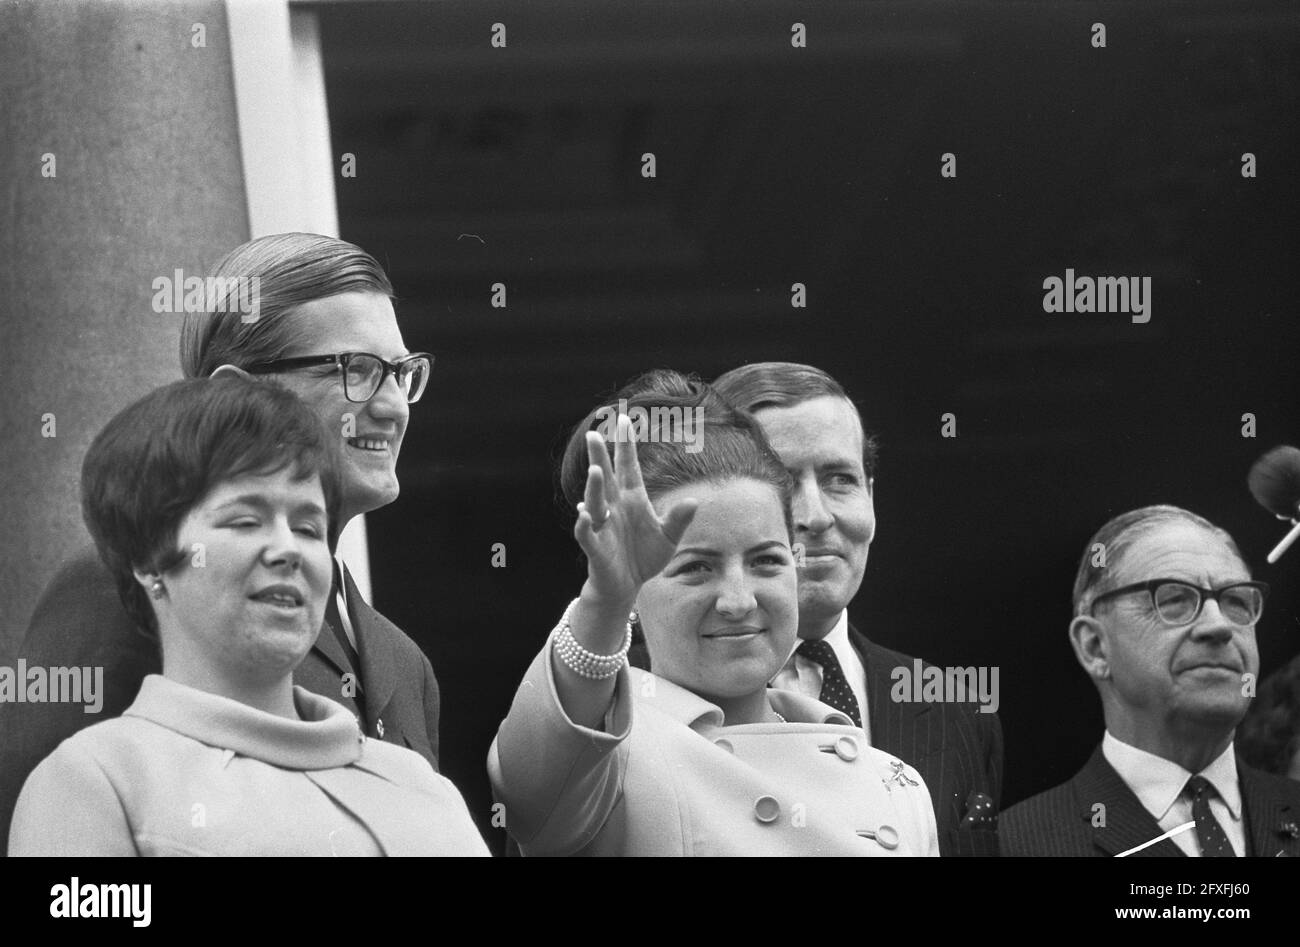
[0,0,248,652]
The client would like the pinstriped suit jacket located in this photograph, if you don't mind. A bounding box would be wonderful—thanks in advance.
[1001,745,1300,857]
[851,627,1004,857]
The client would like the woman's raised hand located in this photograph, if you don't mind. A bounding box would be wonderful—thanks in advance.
[575,415,697,607]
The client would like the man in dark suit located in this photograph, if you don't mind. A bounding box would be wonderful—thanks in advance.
[0,234,441,854]
[711,362,1004,856]
[1002,505,1300,857]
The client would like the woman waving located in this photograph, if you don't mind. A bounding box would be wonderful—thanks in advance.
[490,370,938,856]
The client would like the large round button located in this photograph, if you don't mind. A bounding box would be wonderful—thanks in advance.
[834,735,859,761]
[873,825,900,850]
[714,738,734,754]
[753,795,781,824]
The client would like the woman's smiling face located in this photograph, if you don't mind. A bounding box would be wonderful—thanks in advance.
[636,477,798,704]
[158,467,333,684]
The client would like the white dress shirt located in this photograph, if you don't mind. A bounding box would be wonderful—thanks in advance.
[770,611,871,745]
[1102,731,1245,857]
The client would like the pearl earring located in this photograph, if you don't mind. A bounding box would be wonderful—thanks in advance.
[149,579,165,600]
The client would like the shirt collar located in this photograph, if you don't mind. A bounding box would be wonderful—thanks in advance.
[1102,731,1241,821]
[822,610,854,663]
[779,610,851,670]
[124,674,363,770]
[334,556,348,607]
[630,668,852,730]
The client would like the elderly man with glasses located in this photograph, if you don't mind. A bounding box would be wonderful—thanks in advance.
[1,234,445,854]
[1002,505,1300,857]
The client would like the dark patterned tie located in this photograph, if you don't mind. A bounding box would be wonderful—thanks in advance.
[1185,775,1236,857]
[797,639,862,727]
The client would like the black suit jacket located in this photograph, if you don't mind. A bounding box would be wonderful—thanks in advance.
[1001,744,1300,857]
[850,627,1004,857]
[0,545,441,854]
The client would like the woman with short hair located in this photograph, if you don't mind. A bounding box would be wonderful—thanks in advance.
[8,376,487,856]
[490,370,939,856]
[2,233,443,855]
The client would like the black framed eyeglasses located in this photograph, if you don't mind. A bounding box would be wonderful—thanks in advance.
[1089,579,1269,627]
[246,352,433,404]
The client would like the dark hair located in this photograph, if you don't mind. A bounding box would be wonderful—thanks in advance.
[180,233,394,379]
[711,361,879,476]
[559,369,794,534]
[81,375,342,639]
[1071,504,1246,617]
[1237,652,1300,776]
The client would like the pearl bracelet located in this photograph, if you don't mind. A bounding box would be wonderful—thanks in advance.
[552,598,633,680]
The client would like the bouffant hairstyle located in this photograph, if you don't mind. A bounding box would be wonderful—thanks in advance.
[559,369,794,535]
[81,375,342,639]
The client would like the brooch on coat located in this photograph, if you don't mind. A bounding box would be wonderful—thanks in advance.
[882,759,919,792]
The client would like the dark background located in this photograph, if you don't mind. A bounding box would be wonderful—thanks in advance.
[314,0,1300,849]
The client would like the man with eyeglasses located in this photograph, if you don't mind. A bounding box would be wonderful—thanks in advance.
[2,234,447,854]
[1002,504,1300,857]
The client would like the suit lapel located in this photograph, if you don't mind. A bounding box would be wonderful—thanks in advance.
[1239,761,1300,857]
[312,590,354,680]
[849,625,934,760]
[1074,746,1184,857]
[341,565,397,731]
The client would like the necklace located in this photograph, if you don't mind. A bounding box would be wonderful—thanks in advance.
[774,712,787,723]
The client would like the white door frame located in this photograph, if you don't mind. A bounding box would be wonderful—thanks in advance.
[226,0,372,601]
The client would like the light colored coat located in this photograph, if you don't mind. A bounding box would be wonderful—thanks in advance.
[8,675,487,857]
[2,549,442,855]
[489,643,940,856]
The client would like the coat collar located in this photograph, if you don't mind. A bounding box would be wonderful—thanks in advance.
[629,668,852,730]
[1101,732,1242,824]
[313,586,354,680]
[1071,745,1300,857]
[340,563,399,721]
[124,674,363,770]
[1072,745,1185,856]
[311,563,401,724]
